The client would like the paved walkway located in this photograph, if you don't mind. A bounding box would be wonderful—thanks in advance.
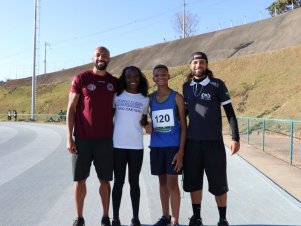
[0,122,301,226]
[223,136,301,202]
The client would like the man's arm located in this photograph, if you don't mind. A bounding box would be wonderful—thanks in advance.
[223,103,240,155]
[66,92,80,154]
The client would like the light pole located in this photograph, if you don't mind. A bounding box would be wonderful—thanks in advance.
[183,0,186,38]
[31,0,38,121]
[44,42,50,74]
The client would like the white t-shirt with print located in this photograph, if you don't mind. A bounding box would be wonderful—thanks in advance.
[113,91,149,149]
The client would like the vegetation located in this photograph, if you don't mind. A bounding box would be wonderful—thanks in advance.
[173,11,199,38]
[267,0,301,16]
[1,44,301,120]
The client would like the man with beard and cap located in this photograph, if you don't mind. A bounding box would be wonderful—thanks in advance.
[182,52,240,226]
[66,46,118,226]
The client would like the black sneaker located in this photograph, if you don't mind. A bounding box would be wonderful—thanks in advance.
[112,218,121,226]
[73,217,85,226]
[153,215,171,226]
[130,218,141,226]
[101,216,111,226]
[217,219,229,226]
[189,216,203,226]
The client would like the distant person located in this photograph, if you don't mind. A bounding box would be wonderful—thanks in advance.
[112,66,149,226]
[182,52,240,226]
[58,109,65,122]
[66,46,118,226]
[12,110,17,121]
[145,64,187,226]
[7,109,11,121]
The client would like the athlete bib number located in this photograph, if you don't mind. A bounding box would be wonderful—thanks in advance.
[152,109,174,128]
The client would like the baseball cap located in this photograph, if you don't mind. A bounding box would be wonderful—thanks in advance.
[189,52,208,63]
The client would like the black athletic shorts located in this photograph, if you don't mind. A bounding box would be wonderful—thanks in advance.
[72,138,113,181]
[183,140,228,195]
[150,146,182,175]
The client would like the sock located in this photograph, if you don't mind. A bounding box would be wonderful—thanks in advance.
[192,204,201,219]
[218,206,227,220]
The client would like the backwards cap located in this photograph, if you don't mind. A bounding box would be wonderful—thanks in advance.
[189,51,208,63]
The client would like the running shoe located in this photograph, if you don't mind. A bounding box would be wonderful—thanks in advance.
[72,217,85,226]
[153,215,171,226]
[130,217,141,226]
[189,216,203,226]
[217,219,229,226]
[101,216,111,226]
[112,218,121,226]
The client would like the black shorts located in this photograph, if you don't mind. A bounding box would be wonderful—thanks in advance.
[150,146,182,175]
[72,138,113,181]
[183,140,228,196]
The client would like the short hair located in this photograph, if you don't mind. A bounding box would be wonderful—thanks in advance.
[153,64,169,74]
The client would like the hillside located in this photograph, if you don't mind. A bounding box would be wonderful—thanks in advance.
[1,8,301,120]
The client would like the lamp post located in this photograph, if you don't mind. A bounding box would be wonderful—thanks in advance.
[44,42,50,74]
[31,0,38,121]
[183,0,186,38]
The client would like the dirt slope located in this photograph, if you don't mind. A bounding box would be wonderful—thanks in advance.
[2,7,301,87]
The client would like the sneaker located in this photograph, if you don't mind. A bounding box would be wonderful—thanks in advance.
[72,217,85,226]
[131,218,141,226]
[102,216,111,226]
[217,219,229,226]
[153,215,171,226]
[112,218,121,226]
[189,216,203,226]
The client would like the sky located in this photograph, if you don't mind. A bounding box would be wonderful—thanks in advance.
[0,0,275,82]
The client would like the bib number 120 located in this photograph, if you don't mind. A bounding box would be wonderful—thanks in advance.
[155,114,170,123]
[152,109,174,128]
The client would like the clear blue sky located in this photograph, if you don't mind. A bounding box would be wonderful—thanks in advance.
[0,0,274,81]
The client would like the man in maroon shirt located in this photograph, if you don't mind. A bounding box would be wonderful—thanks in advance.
[66,46,118,226]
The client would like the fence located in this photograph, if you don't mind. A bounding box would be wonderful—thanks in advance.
[1,113,300,167]
[223,116,301,168]
[0,113,66,123]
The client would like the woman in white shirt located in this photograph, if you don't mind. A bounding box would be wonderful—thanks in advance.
[112,66,149,226]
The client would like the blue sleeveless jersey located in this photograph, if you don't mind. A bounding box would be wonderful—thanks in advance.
[149,90,181,147]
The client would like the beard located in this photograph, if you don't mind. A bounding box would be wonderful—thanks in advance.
[192,69,206,78]
[94,61,108,71]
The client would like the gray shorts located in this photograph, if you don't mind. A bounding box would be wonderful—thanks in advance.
[72,138,113,181]
[183,140,228,196]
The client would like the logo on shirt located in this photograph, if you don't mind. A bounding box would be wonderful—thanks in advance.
[107,83,114,91]
[200,93,211,100]
[87,83,96,91]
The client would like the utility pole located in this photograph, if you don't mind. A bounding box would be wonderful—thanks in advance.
[183,0,186,38]
[31,0,38,121]
[44,42,50,74]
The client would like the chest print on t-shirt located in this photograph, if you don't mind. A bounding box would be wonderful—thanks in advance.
[87,83,96,91]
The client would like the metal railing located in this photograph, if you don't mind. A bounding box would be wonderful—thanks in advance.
[223,116,301,168]
[1,113,300,167]
[0,113,66,123]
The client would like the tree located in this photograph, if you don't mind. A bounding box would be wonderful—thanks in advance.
[267,0,301,16]
[173,11,199,38]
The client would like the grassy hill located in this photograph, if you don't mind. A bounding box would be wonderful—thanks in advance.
[1,44,301,120]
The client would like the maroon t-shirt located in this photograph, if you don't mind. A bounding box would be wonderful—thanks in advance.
[70,70,118,139]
